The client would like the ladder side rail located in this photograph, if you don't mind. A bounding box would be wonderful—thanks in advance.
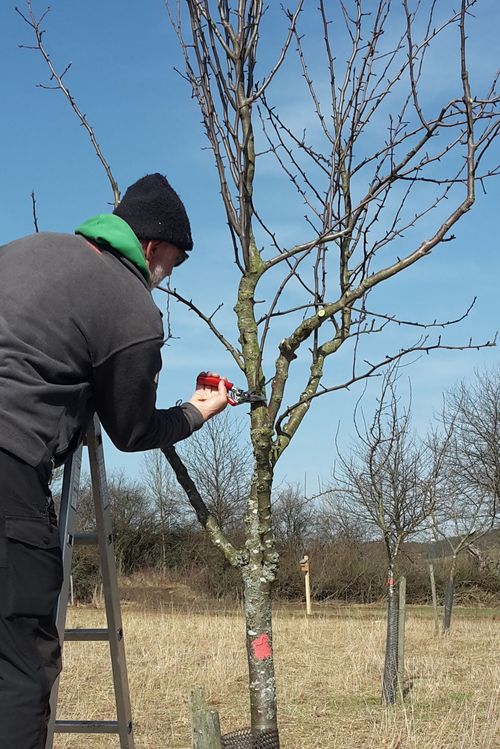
[45,447,84,749]
[87,417,135,748]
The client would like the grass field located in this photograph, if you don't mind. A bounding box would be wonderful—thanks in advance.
[53,599,500,749]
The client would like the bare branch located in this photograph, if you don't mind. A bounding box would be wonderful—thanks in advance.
[16,2,120,206]
[251,2,305,102]
[274,335,497,440]
[351,298,478,331]
[158,283,244,370]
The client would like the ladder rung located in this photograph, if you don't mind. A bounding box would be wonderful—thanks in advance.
[73,531,98,545]
[65,628,109,641]
[55,720,120,734]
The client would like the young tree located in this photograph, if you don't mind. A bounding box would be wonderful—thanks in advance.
[331,367,449,703]
[432,368,500,631]
[19,0,499,742]
[162,2,497,732]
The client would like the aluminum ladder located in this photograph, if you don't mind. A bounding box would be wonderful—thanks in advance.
[45,416,134,748]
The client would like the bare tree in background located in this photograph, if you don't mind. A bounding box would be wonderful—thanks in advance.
[272,483,315,551]
[178,410,251,532]
[432,368,500,631]
[72,471,154,585]
[19,0,499,741]
[141,450,185,574]
[332,366,449,703]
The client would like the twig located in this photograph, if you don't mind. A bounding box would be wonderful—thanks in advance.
[30,190,39,232]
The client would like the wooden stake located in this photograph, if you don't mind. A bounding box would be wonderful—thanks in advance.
[299,555,312,616]
[429,563,439,636]
[189,687,222,749]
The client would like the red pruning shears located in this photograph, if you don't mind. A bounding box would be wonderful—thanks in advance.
[196,372,265,407]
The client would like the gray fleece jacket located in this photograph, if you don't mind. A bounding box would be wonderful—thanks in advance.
[0,220,203,477]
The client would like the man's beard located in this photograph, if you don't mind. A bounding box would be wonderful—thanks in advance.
[149,266,166,289]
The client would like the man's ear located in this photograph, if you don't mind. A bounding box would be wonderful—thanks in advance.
[142,240,157,263]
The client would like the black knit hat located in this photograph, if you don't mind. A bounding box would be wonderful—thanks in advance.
[113,173,193,253]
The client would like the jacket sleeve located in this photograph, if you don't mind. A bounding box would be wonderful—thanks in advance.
[92,338,204,451]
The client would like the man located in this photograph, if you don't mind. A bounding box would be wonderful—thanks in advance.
[0,173,228,747]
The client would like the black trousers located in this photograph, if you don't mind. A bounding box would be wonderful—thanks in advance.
[0,449,63,749]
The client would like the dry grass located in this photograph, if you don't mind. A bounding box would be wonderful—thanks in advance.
[53,600,500,749]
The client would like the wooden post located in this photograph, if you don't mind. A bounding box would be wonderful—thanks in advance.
[397,576,406,701]
[69,574,74,606]
[429,563,439,636]
[299,555,312,616]
[189,687,223,749]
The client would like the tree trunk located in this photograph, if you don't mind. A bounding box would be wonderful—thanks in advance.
[242,572,279,745]
[382,567,399,705]
[239,445,280,746]
[162,444,280,746]
[443,556,456,633]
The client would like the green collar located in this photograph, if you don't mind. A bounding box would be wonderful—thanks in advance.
[75,214,150,282]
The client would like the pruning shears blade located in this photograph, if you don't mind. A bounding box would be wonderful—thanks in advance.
[229,387,266,406]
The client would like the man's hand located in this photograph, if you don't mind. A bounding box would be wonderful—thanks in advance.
[188,371,228,422]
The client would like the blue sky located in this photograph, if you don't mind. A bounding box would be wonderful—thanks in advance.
[1,1,499,490]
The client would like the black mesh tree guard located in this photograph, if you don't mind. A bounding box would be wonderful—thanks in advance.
[221,728,280,749]
[382,575,400,705]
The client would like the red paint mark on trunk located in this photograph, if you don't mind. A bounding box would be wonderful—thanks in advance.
[387,577,395,586]
[252,634,272,660]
